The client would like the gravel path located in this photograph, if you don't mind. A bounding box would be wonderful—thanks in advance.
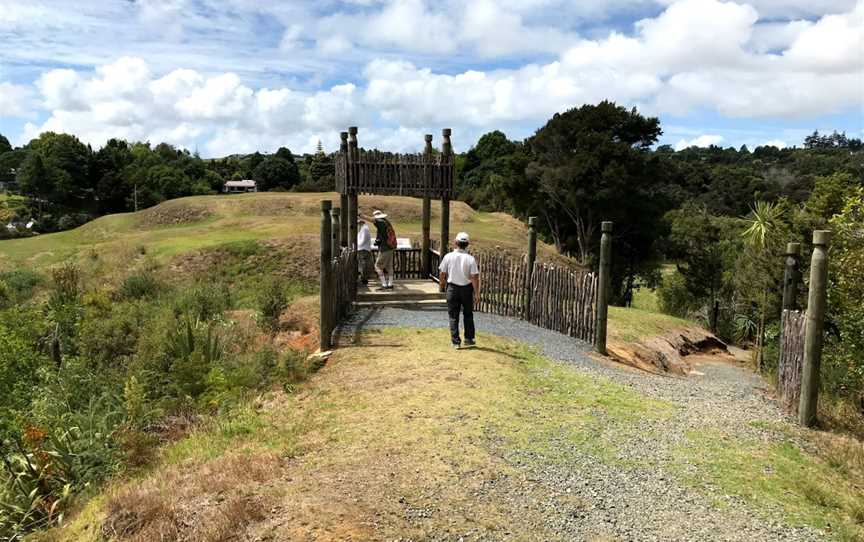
[340,306,825,542]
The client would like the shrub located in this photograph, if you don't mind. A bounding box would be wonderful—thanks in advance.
[658,271,702,319]
[257,278,288,332]
[78,303,144,370]
[0,396,122,540]
[0,269,42,303]
[118,270,161,300]
[174,283,232,322]
[0,281,9,309]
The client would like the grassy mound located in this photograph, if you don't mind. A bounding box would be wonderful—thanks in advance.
[0,192,564,271]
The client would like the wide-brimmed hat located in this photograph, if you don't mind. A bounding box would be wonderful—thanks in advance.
[455,232,470,242]
[372,210,388,219]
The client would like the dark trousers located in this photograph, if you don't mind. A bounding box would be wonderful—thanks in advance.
[446,283,475,345]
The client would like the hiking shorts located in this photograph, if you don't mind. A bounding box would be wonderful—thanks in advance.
[376,249,394,274]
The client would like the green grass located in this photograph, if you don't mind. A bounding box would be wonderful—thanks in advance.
[608,305,691,342]
[0,192,557,272]
[49,329,672,540]
[675,430,864,540]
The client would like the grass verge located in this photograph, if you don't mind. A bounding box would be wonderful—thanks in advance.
[674,429,864,541]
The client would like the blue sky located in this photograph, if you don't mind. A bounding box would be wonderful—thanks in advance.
[1,0,862,157]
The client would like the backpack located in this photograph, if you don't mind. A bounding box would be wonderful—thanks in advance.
[384,221,397,250]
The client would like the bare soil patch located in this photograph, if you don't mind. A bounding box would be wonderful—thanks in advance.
[607,325,734,375]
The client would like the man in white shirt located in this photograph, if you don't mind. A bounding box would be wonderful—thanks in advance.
[438,232,480,349]
[357,219,373,285]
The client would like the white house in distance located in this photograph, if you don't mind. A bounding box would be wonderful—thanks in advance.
[223,179,257,193]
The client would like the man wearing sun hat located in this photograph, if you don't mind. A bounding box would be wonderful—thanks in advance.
[371,209,397,290]
[438,231,480,349]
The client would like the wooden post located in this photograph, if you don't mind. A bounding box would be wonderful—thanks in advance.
[331,207,341,259]
[320,200,333,351]
[440,129,452,255]
[340,195,349,247]
[422,134,433,277]
[422,197,431,275]
[799,230,830,427]
[525,216,537,319]
[339,131,348,193]
[440,198,450,255]
[595,221,613,355]
[782,242,801,311]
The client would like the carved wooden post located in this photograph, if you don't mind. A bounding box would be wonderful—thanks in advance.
[778,242,801,374]
[440,129,452,254]
[799,230,830,427]
[320,200,333,351]
[595,221,613,355]
[347,128,360,292]
[339,133,349,248]
[525,216,538,319]
[331,207,341,259]
[782,242,802,311]
[422,134,433,276]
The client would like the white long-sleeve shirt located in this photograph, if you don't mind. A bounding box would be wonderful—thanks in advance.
[357,223,372,251]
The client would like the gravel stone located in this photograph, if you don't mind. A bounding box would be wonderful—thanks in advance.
[339,307,827,542]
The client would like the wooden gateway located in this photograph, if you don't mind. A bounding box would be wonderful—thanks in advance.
[335,126,455,278]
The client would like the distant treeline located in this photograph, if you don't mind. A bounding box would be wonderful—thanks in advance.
[0,133,335,234]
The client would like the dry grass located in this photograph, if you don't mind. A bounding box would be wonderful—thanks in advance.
[101,453,279,542]
[53,328,667,541]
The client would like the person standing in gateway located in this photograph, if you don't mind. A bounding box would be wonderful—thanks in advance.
[356,218,373,285]
[372,210,397,290]
[439,232,480,349]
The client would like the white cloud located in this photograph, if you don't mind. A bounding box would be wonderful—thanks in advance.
[0,82,34,117]
[674,134,725,150]
[763,139,787,148]
[25,57,364,156]
[9,0,864,156]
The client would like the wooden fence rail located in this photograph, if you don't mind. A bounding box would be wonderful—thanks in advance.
[323,247,357,346]
[778,309,806,414]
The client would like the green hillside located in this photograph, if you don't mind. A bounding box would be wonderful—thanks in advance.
[0,192,565,272]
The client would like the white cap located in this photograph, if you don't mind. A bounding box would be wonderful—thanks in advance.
[372,210,387,219]
[455,232,470,242]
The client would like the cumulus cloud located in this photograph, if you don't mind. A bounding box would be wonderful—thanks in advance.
[674,134,725,150]
[11,0,864,156]
[26,57,362,156]
[0,82,34,117]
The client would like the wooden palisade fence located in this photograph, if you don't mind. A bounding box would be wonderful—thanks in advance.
[774,232,831,427]
[777,309,806,413]
[473,252,598,343]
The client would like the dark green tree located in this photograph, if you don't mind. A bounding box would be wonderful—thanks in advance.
[252,157,300,191]
[0,133,11,155]
[664,204,740,331]
[525,101,665,297]
[17,133,93,207]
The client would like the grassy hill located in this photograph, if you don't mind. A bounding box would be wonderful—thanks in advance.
[0,192,568,272]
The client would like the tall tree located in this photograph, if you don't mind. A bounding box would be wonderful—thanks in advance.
[525,101,665,297]
[0,133,11,155]
[252,156,300,191]
[17,132,93,206]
